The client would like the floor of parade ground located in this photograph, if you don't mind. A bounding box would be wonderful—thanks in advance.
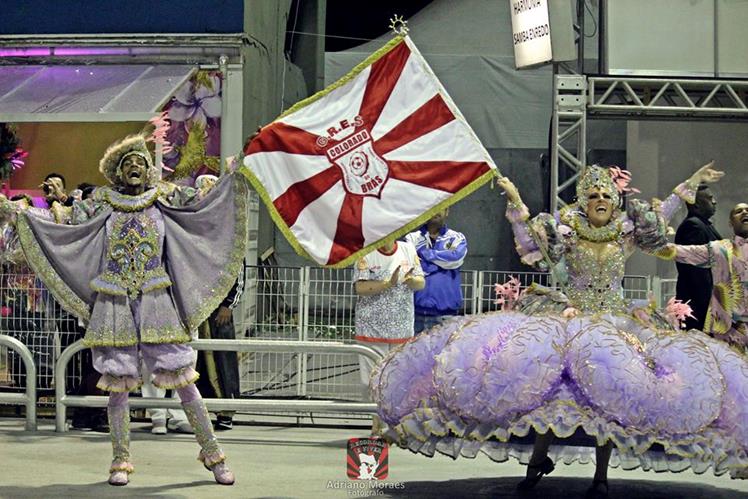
[1,418,748,499]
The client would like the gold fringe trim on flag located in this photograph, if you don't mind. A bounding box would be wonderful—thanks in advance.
[327,169,499,269]
[240,167,315,262]
[240,167,499,269]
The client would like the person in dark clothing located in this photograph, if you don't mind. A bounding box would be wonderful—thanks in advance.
[42,178,106,431]
[75,182,97,201]
[70,346,110,432]
[195,265,244,431]
[675,184,721,330]
[41,172,74,207]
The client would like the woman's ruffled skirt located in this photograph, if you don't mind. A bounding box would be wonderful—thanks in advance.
[371,312,748,477]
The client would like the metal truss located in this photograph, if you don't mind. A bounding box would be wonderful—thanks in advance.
[588,77,748,120]
[551,75,748,213]
[550,74,587,213]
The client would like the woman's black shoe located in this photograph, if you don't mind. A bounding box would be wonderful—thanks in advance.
[586,479,609,498]
[517,456,555,490]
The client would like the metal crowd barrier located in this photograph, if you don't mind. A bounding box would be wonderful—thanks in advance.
[54,339,382,433]
[0,334,36,430]
[652,277,678,307]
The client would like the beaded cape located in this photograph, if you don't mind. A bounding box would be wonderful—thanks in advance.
[16,173,249,347]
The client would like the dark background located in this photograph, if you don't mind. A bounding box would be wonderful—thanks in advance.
[323,0,432,51]
[0,0,431,45]
[0,0,244,34]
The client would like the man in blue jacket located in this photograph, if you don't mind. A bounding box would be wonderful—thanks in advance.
[405,208,467,334]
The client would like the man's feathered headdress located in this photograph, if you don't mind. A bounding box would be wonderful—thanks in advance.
[98,134,161,188]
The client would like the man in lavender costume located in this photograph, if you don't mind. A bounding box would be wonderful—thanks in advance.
[14,134,247,486]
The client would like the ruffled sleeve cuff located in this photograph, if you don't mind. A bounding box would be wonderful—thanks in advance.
[505,201,530,223]
[653,244,677,260]
[673,181,697,204]
[519,250,544,266]
[165,185,199,207]
[50,203,72,224]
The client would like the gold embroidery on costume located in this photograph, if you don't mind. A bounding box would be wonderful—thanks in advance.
[95,213,171,299]
[182,175,249,331]
[15,215,91,321]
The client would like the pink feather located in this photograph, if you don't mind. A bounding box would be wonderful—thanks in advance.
[609,166,641,195]
[8,148,27,170]
[147,111,174,153]
[665,297,695,329]
[494,276,522,311]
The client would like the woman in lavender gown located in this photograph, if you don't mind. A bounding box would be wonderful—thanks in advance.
[369,163,748,496]
[4,134,247,486]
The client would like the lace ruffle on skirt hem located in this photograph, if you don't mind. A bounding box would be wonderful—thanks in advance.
[371,312,748,478]
[377,399,748,477]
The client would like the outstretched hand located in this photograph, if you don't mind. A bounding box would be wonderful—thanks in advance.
[689,161,724,185]
[497,177,522,204]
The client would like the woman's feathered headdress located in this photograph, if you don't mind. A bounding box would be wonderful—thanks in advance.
[576,164,640,207]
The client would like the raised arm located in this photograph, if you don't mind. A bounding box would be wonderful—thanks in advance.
[159,181,200,207]
[497,177,534,256]
[0,195,58,223]
[660,161,724,222]
[497,177,561,270]
[0,196,80,266]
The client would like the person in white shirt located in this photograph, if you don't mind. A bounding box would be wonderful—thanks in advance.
[353,240,425,391]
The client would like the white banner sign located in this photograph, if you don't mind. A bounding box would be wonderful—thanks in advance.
[509,0,553,69]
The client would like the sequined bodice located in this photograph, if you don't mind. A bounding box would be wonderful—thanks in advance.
[564,239,626,313]
[107,209,163,271]
[91,206,171,298]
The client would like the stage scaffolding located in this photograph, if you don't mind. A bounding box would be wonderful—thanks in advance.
[550,74,748,213]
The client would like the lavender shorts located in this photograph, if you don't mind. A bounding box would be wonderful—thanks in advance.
[92,342,195,378]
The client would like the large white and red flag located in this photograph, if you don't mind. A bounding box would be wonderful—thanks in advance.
[242,36,498,267]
